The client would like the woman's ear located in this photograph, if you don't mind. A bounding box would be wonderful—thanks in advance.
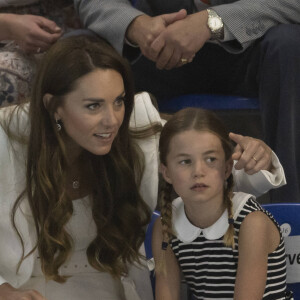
[225,158,234,179]
[160,163,173,184]
[43,93,61,120]
[43,93,53,110]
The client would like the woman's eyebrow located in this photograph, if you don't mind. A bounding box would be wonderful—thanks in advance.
[83,91,126,102]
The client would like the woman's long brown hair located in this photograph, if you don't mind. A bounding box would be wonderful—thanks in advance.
[7,35,152,281]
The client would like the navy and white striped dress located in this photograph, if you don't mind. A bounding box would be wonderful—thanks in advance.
[170,192,288,300]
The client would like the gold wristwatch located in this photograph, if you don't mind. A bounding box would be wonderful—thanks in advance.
[207,8,224,40]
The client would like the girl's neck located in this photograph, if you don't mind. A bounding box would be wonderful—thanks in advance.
[184,197,226,229]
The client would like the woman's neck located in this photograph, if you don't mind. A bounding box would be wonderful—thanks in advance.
[65,154,93,200]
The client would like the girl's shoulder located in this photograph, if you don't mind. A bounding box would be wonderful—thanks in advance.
[234,193,282,247]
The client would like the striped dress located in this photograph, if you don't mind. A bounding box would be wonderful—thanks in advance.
[170,192,288,299]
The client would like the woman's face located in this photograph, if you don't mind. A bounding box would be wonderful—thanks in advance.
[55,68,125,158]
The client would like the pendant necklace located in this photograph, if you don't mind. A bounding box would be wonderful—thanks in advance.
[72,180,80,189]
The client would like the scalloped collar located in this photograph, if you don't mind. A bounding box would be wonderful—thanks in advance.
[172,192,253,243]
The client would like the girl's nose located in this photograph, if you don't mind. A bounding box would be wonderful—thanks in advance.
[193,161,205,178]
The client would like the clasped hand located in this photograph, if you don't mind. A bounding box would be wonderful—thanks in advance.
[126,9,211,70]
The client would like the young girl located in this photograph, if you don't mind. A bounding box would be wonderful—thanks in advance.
[152,107,291,300]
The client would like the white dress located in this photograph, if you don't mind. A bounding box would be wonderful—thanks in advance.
[21,196,126,300]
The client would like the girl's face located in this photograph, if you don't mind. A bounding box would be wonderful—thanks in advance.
[54,68,125,159]
[161,130,233,207]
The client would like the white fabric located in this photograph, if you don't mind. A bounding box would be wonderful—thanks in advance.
[130,92,162,212]
[0,0,38,7]
[284,236,300,284]
[233,151,286,197]
[172,192,251,243]
[21,197,126,300]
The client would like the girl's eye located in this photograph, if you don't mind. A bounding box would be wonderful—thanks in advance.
[115,97,125,106]
[86,103,100,110]
[206,157,216,163]
[179,159,191,165]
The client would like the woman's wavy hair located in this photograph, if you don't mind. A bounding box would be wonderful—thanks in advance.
[11,35,151,281]
[157,107,235,274]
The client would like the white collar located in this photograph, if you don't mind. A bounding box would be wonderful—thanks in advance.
[172,192,254,243]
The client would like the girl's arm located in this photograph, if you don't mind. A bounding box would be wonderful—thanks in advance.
[152,218,181,300]
[234,211,280,299]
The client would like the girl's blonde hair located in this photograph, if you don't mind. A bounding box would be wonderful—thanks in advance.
[157,107,235,274]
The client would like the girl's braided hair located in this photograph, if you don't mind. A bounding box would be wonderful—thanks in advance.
[157,107,235,273]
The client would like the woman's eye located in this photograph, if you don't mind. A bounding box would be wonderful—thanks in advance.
[179,159,191,165]
[86,103,100,110]
[115,97,125,106]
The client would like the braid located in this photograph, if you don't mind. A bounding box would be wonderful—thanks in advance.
[223,174,235,249]
[155,181,173,275]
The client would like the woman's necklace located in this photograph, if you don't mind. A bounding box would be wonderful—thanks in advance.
[72,179,80,189]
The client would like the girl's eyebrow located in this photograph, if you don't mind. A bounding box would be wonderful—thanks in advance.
[203,149,218,155]
[175,149,218,158]
[82,91,126,102]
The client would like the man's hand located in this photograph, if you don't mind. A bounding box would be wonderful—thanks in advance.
[126,9,187,62]
[150,10,211,70]
[229,132,273,175]
[6,14,62,53]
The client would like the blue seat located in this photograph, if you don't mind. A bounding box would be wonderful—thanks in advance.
[262,203,300,299]
[158,94,259,113]
[144,211,161,296]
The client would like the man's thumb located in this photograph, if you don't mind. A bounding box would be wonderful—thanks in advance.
[162,9,187,26]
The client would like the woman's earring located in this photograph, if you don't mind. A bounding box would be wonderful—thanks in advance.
[55,118,62,131]
[224,179,228,189]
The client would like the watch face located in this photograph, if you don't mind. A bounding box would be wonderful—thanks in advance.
[208,17,223,31]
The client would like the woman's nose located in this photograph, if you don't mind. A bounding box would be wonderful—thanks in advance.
[103,106,118,127]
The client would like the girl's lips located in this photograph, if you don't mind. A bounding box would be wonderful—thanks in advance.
[191,183,209,191]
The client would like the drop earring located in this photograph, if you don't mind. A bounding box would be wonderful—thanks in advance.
[55,118,62,131]
[224,179,228,189]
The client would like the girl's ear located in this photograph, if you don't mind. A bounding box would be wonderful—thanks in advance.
[160,163,173,184]
[225,158,234,179]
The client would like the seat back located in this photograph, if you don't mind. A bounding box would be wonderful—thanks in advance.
[262,203,300,299]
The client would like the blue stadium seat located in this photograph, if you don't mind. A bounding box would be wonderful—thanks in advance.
[158,94,259,113]
[145,210,161,296]
[262,203,300,299]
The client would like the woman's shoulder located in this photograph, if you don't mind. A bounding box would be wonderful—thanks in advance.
[0,103,30,134]
[130,92,163,129]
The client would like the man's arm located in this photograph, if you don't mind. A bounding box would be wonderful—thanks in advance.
[212,0,300,51]
[74,0,143,54]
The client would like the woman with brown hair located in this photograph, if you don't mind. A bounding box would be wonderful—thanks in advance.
[0,34,162,300]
